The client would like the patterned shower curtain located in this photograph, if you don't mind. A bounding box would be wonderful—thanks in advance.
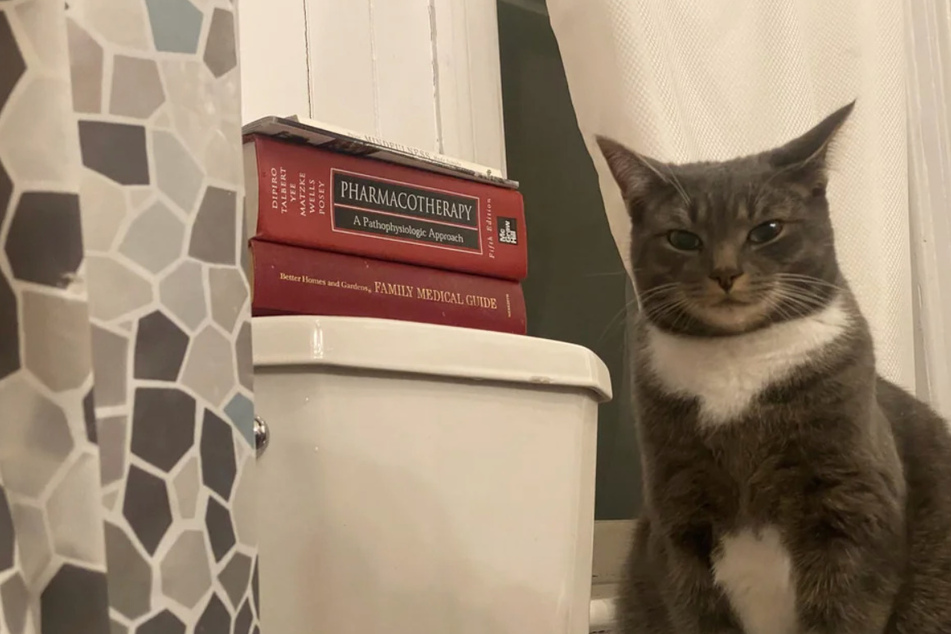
[0,0,258,632]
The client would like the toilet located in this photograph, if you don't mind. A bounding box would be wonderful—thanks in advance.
[252,316,612,634]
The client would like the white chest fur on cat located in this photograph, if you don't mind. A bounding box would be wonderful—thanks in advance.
[713,526,798,634]
[644,296,851,426]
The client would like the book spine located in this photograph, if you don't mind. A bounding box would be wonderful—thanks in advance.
[247,135,528,281]
[250,239,528,335]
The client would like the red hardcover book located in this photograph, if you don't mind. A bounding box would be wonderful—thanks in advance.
[250,239,527,335]
[243,134,528,280]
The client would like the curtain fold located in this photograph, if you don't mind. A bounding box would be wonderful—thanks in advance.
[0,0,257,631]
[904,0,951,418]
[546,0,916,392]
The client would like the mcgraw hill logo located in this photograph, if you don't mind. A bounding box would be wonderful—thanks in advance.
[498,217,518,245]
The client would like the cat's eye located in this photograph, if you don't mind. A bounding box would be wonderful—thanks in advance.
[747,220,784,245]
[667,230,703,251]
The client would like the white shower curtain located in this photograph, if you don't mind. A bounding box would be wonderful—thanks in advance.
[904,0,951,418]
[545,0,933,401]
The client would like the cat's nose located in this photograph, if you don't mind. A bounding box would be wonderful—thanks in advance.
[710,268,743,292]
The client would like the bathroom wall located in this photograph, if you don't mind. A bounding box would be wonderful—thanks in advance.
[238,0,507,174]
[0,0,256,631]
[497,0,640,522]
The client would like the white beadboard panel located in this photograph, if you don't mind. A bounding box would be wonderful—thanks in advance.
[237,0,310,124]
[304,0,377,136]
[302,0,439,154]
[371,0,440,151]
[432,0,475,160]
[433,0,508,174]
[241,0,507,171]
[462,0,507,174]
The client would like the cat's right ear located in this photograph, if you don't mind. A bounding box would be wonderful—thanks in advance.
[596,136,669,204]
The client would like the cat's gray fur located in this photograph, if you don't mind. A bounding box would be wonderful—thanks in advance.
[597,102,951,634]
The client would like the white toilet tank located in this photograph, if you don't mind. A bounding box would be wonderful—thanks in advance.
[252,316,612,634]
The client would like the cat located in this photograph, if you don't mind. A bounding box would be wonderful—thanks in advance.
[596,101,951,634]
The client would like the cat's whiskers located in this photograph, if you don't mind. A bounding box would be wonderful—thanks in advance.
[596,297,641,343]
[666,170,692,207]
[638,281,682,301]
[645,295,689,323]
[768,285,834,320]
[592,268,652,343]
[597,283,695,343]
[762,292,801,323]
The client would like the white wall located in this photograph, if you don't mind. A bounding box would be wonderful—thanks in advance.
[237,0,507,175]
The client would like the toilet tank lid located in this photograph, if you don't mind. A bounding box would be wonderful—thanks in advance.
[252,316,612,402]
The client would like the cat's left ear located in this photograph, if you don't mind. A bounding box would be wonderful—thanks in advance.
[596,136,672,205]
[767,100,855,195]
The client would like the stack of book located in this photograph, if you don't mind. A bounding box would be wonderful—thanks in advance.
[241,117,529,334]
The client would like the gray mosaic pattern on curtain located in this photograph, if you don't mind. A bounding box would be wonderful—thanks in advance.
[0,0,257,632]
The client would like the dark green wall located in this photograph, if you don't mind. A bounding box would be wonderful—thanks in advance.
[498,1,642,519]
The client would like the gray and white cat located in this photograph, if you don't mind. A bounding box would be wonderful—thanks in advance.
[597,102,951,634]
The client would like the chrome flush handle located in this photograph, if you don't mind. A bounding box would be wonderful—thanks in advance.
[253,416,270,458]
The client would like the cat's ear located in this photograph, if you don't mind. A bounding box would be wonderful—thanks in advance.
[596,136,671,204]
[767,100,855,194]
